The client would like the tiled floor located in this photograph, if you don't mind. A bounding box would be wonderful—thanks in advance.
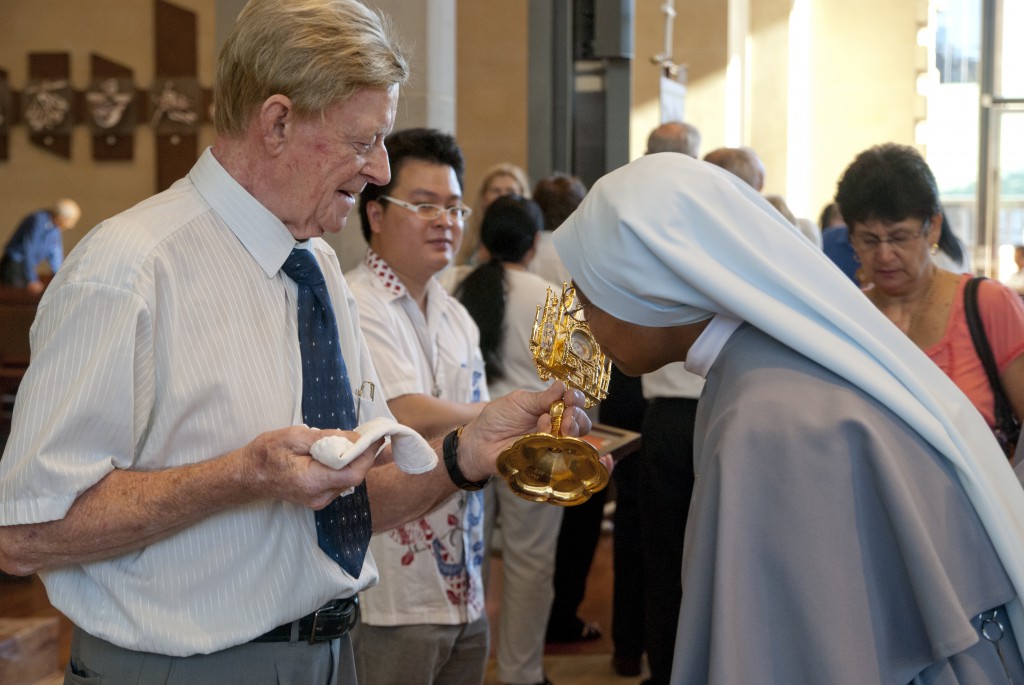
[483,532,649,685]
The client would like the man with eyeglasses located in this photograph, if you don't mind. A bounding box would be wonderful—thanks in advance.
[348,127,493,685]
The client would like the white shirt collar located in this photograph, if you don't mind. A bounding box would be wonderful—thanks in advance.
[188,147,298,279]
[684,314,743,378]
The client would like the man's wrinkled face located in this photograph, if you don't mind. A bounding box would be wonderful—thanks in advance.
[278,86,398,241]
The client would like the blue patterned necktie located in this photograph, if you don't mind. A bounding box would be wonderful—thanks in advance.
[281,247,371,577]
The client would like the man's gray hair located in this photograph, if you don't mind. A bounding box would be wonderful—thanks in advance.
[214,0,409,136]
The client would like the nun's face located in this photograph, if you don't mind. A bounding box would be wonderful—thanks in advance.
[573,287,695,376]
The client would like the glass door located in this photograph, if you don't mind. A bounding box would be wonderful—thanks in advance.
[927,0,981,268]
[980,0,1024,279]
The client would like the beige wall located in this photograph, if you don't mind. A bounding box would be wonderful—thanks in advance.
[455,1,530,199]
[0,0,218,262]
[0,0,927,263]
[631,0,925,221]
[632,0,729,160]
[451,0,925,223]
[748,0,792,195]
[798,0,928,219]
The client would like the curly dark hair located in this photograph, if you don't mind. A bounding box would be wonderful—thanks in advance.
[834,143,941,228]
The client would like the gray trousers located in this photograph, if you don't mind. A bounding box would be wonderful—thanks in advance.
[352,616,488,685]
[64,626,357,685]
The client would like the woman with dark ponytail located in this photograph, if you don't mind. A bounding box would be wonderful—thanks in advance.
[455,194,563,685]
[456,195,548,389]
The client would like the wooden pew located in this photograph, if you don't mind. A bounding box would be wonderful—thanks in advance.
[0,286,41,441]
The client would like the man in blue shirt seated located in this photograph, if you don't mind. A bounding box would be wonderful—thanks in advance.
[821,223,860,284]
[0,198,81,293]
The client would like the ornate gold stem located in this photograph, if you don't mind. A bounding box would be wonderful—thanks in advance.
[496,282,611,506]
[549,400,564,435]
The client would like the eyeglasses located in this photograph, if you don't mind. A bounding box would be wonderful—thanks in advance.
[379,195,472,223]
[850,220,928,252]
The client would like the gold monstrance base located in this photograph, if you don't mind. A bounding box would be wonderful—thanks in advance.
[497,283,612,506]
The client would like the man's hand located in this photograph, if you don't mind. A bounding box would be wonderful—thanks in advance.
[239,426,383,510]
[455,382,592,482]
[0,424,385,575]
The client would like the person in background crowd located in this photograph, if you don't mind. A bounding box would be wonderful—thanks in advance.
[836,142,1024,456]
[0,198,81,293]
[764,194,822,249]
[702,147,763,191]
[705,149,820,249]
[453,163,530,268]
[528,172,587,287]
[819,201,844,230]
[822,225,860,284]
[645,121,702,158]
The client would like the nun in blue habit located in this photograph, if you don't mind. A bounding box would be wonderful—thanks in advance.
[553,152,1024,685]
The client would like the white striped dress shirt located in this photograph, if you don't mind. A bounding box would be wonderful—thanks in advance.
[0,148,389,656]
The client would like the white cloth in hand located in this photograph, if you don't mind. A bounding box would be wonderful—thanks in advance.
[310,417,438,474]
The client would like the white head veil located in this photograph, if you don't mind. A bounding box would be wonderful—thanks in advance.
[553,152,1024,650]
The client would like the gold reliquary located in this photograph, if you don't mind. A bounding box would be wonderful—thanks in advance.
[496,282,612,506]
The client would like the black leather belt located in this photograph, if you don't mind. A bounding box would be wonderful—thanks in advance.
[251,597,359,644]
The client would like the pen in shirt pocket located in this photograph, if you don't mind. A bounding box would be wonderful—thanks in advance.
[355,380,375,425]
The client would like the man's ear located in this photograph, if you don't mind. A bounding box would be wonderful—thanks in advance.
[366,199,386,236]
[257,95,294,156]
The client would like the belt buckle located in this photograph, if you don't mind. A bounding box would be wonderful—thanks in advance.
[308,598,358,644]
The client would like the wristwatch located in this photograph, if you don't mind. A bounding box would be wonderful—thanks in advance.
[442,425,492,491]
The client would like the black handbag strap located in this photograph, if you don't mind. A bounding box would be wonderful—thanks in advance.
[963,277,1017,433]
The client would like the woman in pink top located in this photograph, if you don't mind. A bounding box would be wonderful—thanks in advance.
[836,143,1024,453]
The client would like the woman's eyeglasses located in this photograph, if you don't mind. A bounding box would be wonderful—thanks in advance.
[850,220,928,252]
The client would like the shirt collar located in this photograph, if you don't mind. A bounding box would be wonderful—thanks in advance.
[364,249,407,298]
[363,249,450,323]
[188,147,301,278]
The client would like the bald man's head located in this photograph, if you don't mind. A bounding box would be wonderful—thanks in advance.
[646,121,701,158]
[703,147,764,191]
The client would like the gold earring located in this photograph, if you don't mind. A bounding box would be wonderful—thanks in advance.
[930,243,939,255]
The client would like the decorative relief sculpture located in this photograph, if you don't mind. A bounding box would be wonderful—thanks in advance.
[150,79,199,133]
[86,77,134,131]
[2,1,205,173]
[22,79,72,134]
